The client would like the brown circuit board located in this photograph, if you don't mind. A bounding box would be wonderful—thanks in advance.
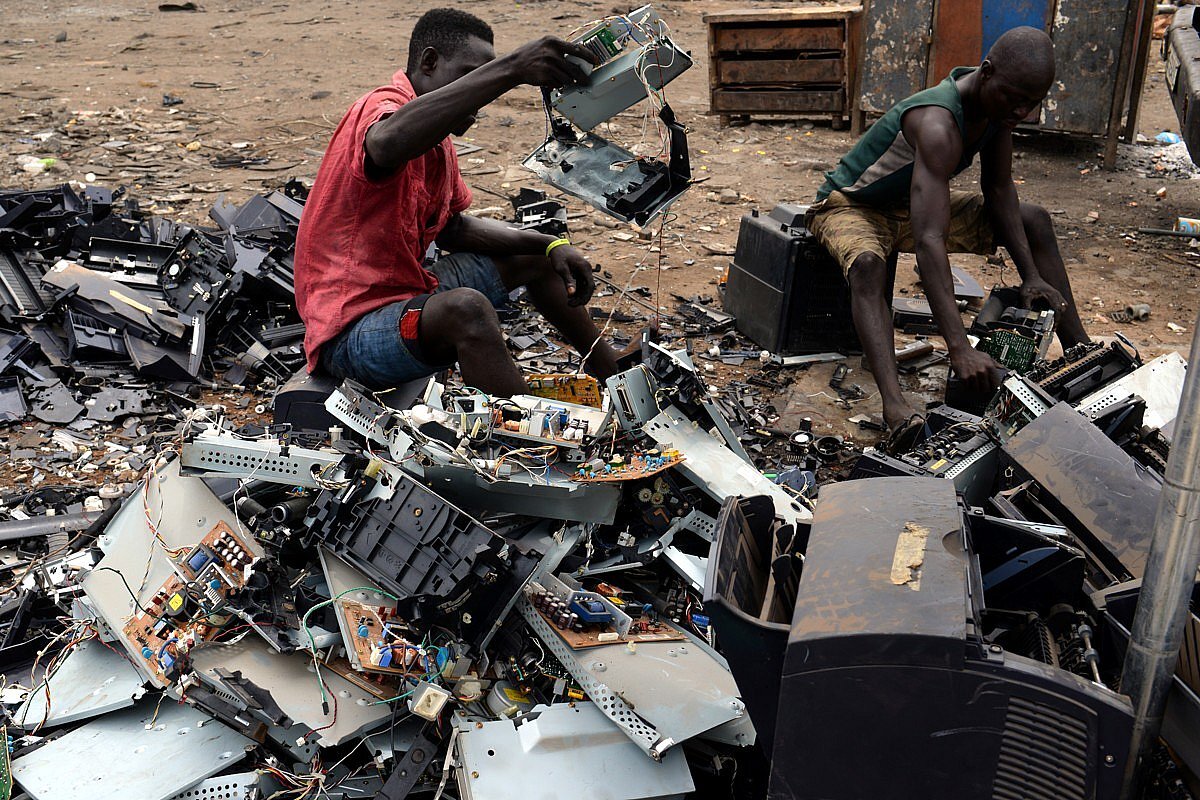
[338,599,432,678]
[121,520,256,686]
[321,656,404,700]
[532,605,685,650]
[527,374,603,408]
[571,453,685,483]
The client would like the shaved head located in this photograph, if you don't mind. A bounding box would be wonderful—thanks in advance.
[985,26,1055,92]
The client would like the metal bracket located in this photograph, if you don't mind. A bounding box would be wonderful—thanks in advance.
[180,430,342,489]
[517,595,667,759]
[167,771,261,800]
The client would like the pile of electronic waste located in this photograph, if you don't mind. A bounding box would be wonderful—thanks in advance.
[0,179,309,434]
[0,6,1197,791]
[0,334,805,800]
[0,289,1192,799]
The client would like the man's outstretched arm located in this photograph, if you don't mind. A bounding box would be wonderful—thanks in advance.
[980,129,1068,313]
[365,37,596,175]
[904,106,1000,392]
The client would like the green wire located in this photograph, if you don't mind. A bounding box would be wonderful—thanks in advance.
[301,586,402,708]
[371,689,415,706]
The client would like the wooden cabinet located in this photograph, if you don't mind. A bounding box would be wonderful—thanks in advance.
[703,5,862,129]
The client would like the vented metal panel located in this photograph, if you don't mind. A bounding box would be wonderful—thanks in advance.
[993,696,1089,800]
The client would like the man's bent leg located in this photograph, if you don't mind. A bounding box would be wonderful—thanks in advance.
[492,254,624,379]
[848,253,917,430]
[417,288,527,396]
[321,302,444,391]
[1019,202,1090,348]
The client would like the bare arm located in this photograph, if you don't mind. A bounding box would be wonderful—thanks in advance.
[980,131,1067,312]
[904,107,970,354]
[980,129,1039,282]
[365,37,595,176]
[437,214,554,258]
[904,106,1000,391]
[437,214,595,306]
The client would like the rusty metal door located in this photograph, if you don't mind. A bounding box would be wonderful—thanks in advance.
[858,0,935,115]
[1042,0,1132,134]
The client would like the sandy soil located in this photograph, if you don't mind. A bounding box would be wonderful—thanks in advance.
[1,0,1197,453]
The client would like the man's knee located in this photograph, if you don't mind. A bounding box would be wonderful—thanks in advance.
[847,252,890,297]
[435,288,501,339]
[1020,202,1054,240]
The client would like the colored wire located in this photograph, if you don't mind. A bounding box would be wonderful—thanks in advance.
[300,586,401,708]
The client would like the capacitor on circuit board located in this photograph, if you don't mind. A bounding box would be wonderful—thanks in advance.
[204,579,223,609]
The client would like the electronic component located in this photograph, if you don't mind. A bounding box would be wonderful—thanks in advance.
[572,448,684,482]
[724,204,859,355]
[710,478,1134,800]
[977,326,1043,373]
[550,6,694,132]
[438,391,612,450]
[629,471,691,533]
[526,7,693,224]
[0,725,9,800]
[337,599,434,678]
[969,288,1056,374]
[849,406,999,505]
[526,373,603,408]
[523,104,692,225]
[999,402,1163,586]
[526,576,684,649]
[409,681,452,721]
[1027,340,1140,404]
[120,521,257,686]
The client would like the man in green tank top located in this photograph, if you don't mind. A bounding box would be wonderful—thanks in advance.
[809,26,1090,447]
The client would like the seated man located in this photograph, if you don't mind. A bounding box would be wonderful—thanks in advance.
[295,8,625,396]
[809,26,1090,446]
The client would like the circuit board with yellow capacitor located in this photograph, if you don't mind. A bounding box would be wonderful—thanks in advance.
[121,521,257,686]
[337,599,437,678]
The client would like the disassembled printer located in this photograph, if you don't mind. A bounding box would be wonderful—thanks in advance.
[523,6,694,225]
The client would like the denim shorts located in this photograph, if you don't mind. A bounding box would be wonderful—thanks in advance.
[319,252,509,389]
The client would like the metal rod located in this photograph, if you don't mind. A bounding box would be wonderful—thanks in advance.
[1120,310,1200,798]
[1122,0,1160,141]
[1104,0,1144,169]
[0,512,93,543]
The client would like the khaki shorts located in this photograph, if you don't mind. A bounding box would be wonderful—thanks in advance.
[808,189,995,275]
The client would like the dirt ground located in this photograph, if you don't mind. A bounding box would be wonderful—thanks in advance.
[2,0,1198,451]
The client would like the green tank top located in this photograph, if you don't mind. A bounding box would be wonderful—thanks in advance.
[816,67,996,204]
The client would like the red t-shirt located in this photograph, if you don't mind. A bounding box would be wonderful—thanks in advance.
[294,69,473,372]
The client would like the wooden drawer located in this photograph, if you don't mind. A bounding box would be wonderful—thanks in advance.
[711,89,845,113]
[714,24,845,53]
[717,58,844,86]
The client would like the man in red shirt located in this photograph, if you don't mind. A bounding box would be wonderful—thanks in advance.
[295,9,624,395]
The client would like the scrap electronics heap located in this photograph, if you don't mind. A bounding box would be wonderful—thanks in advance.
[0,6,1197,798]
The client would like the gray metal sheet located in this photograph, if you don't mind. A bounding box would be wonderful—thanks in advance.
[643,406,811,527]
[455,703,694,800]
[858,0,935,115]
[1043,0,1128,134]
[15,638,146,727]
[521,133,687,227]
[13,699,252,800]
[167,772,262,800]
[519,596,751,755]
[1076,352,1187,430]
[188,638,392,748]
[179,431,341,489]
[80,460,250,683]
